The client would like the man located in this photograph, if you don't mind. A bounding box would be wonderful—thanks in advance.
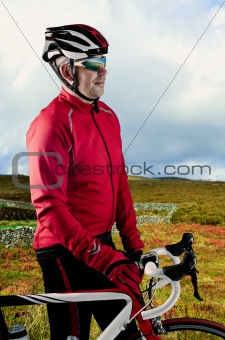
[27,24,145,339]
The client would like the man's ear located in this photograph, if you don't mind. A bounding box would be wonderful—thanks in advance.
[60,64,73,84]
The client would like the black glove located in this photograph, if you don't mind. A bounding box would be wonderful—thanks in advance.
[126,248,143,262]
[125,248,144,276]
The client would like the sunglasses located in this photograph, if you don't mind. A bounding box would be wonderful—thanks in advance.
[75,57,106,72]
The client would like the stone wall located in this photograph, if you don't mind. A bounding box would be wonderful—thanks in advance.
[0,199,33,209]
[134,203,178,224]
[0,226,35,248]
[0,202,178,248]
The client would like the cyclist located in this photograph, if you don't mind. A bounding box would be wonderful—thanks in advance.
[27,24,145,340]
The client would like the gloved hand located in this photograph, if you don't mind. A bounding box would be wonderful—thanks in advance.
[126,248,144,276]
[104,259,143,296]
[126,248,143,261]
[75,238,144,295]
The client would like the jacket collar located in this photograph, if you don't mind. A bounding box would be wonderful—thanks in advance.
[59,87,95,113]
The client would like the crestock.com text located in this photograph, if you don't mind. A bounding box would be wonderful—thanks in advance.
[12,152,212,189]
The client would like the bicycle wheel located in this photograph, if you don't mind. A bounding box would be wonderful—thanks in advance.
[160,318,225,339]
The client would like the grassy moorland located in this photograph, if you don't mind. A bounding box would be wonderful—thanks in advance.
[0,175,31,202]
[0,175,225,339]
[128,176,225,226]
[1,174,225,225]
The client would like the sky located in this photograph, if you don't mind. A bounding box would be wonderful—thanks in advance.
[1,0,225,181]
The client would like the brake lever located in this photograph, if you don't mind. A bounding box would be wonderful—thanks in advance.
[163,252,196,281]
[163,251,203,301]
[190,267,203,301]
[165,233,195,257]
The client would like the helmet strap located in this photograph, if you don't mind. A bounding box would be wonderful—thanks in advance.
[49,60,100,113]
[70,59,100,113]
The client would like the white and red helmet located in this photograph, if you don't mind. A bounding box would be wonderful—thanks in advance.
[43,24,109,62]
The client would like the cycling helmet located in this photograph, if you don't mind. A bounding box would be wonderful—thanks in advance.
[42,24,109,110]
[43,24,108,62]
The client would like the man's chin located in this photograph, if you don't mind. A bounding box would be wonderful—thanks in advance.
[92,89,104,98]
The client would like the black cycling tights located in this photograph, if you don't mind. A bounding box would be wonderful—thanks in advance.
[36,245,141,340]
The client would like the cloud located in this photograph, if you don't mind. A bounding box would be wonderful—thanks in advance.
[0,0,225,181]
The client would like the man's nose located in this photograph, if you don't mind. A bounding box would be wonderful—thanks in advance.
[98,65,107,75]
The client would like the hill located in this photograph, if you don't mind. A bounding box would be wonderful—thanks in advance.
[128,177,225,225]
[0,175,225,225]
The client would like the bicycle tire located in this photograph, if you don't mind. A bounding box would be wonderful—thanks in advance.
[160,318,225,339]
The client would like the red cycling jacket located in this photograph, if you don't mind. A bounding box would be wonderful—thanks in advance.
[26,88,144,263]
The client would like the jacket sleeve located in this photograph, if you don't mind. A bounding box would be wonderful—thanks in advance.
[26,115,128,272]
[115,155,145,252]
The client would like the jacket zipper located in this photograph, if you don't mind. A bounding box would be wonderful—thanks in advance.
[91,108,115,233]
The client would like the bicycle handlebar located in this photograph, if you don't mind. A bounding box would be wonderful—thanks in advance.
[141,233,197,320]
[142,261,181,320]
[142,232,194,266]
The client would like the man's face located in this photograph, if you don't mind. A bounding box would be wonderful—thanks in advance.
[75,55,107,99]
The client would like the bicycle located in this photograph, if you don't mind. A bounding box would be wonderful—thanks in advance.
[0,233,225,339]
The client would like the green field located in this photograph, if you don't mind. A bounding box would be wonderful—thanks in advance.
[0,175,225,339]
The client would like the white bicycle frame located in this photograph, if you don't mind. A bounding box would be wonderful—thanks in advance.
[7,245,183,340]
[16,291,133,340]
